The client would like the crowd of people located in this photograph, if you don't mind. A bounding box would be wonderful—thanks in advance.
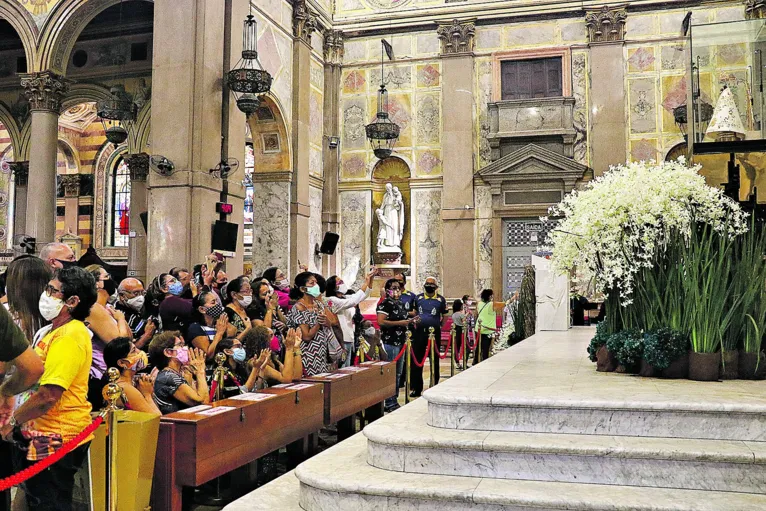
[0,241,497,511]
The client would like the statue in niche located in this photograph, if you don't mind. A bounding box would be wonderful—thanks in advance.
[376,183,405,253]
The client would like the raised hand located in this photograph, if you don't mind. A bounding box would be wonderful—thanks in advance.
[317,312,328,326]
[284,328,297,349]
[216,314,229,336]
[136,374,154,395]
[189,348,206,374]
[269,291,280,308]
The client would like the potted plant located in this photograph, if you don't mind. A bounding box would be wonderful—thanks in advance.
[588,322,617,372]
[606,329,643,374]
[643,328,689,379]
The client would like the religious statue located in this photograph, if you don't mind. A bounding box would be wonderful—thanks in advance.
[376,183,405,253]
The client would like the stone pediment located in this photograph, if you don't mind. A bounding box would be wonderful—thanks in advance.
[476,144,588,195]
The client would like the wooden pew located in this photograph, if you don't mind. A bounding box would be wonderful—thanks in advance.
[151,383,324,511]
[301,361,396,439]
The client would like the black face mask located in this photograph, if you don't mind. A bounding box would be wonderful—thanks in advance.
[56,259,77,269]
[103,279,117,296]
[424,285,437,294]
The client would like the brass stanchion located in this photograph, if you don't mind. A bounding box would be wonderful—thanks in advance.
[428,327,435,389]
[477,320,483,364]
[102,367,123,511]
[213,352,227,401]
[463,327,468,371]
[450,323,456,377]
[404,331,412,404]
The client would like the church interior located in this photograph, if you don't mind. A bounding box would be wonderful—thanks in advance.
[2,0,766,510]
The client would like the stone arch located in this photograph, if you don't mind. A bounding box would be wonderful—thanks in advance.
[130,100,151,154]
[0,104,21,159]
[60,83,112,112]
[16,121,31,161]
[38,0,154,74]
[0,2,39,72]
[92,142,128,251]
[247,95,291,173]
[57,139,80,173]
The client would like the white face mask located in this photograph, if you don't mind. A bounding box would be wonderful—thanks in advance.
[126,295,145,312]
[338,283,349,294]
[39,292,65,321]
[237,295,253,308]
[364,327,375,337]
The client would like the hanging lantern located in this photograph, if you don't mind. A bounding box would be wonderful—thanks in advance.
[366,84,400,159]
[226,14,272,116]
[97,84,137,146]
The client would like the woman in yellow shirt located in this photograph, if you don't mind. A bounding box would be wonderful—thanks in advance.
[1,266,98,511]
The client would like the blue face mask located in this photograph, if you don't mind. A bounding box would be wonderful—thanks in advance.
[232,347,247,363]
[305,284,321,298]
[169,282,184,296]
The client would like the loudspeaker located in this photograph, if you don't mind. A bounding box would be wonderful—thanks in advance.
[139,212,148,233]
[211,220,239,256]
[316,232,339,255]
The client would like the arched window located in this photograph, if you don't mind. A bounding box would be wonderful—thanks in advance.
[110,157,131,247]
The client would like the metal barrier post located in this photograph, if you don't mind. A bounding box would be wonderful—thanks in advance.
[428,327,435,388]
[404,331,412,404]
[450,323,456,377]
[102,368,123,511]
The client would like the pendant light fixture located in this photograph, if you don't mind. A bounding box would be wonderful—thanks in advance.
[366,39,400,159]
[226,9,272,116]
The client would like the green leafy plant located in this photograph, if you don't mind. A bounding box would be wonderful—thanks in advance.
[606,329,643,369]
[587,321,610,362]
[518,266,536,339]
[643,328,689,370]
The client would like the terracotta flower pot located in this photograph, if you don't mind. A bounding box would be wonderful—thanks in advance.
[720,350,739,380]
[739,351,766,380]
[639,359,657,377]
[688,351,721,382]
[596,345,618,372]
[660,352,689,379]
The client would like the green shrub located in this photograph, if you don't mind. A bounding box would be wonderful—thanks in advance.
[587,322,610,362]
[643,328,689,370]
[606,329,643,369]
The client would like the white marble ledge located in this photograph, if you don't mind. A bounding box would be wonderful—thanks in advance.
[223,470,301,510]
[424,327,766,414]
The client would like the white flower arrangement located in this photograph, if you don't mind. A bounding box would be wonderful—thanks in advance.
[492,303,516,355]
[544,157,747,301]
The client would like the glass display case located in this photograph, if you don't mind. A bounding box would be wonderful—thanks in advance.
[690,18,766,154]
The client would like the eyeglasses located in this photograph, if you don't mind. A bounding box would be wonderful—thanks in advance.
[45,284,62,296]
[122,289,145,297]
[101,273,112,281]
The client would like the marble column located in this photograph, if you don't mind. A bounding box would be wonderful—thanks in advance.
[125,152,149,283]
[10,161,28,240]
[321,30,343,277]
[289,0,317,277]
[20,71,70,250]
[586,6,627,176]
[437,20,476,298]
[60,174,80,236]
[147,0,231,279]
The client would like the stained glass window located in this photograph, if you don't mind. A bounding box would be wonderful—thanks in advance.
[111,158,131,247]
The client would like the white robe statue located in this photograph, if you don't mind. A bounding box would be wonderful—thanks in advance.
[376,183,405,253]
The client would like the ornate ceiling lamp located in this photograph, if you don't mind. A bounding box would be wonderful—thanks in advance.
[226,12,272,116]
[96,0,136,146]
[366,39,399,159]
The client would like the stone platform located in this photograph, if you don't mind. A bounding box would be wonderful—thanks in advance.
[225,327,766,510]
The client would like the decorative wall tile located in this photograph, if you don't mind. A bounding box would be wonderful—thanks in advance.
[626,15,656,38]
[474,186,493,297]
[415,94,440,145]
[417,34,440,55]
[660,74,686,132]
[413,188,442,290]
[630,138,659,162]
[505,24,556,47]
[629,78,657,134]
[660,44,686,71]
[342,70,367,95]
[258,28,282,77]
[716,43,747,67]
[310,62,324,90]
[659,11,688,35]
[341,153,369,179]
[310,146,323,176]
[560,22,587,43]
[476,29,502,50]
[571,52,589,166]
[715,6,746,22]
[342,98,367,149]
[370,66,412,91]
[416,64,440,88]
[628,47,656,73]
[377,94,412,147]
[251,181,290,277]
[310,90,323,146]
[415,150,442,176]
[345,40,367,62]
[309,186,323,273]
[340,191,369,288]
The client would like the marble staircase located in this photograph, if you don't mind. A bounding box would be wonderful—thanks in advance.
[226,328,766,510]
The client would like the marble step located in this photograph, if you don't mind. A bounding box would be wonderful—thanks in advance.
[223,470,301,511]
[295,432,766,511]
[365,400,766,493]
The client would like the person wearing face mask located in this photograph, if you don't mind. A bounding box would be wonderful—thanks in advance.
[212,270,229,302]
[324,270,377,367]
[156,273,194,335]
[187,290,236,360]
[473,289,510,366]
[452,299,466,363]
[85,265,118,306]
[207,338,252,399]
[103,337,160,415]
[2,267,97,511]
[39,242,77,273]
[242,326,304,388]
[115,278,157,350]
[377,279,417,412]
[223,276,254,337]
[148,331,210,415]
[411,277,448,397]
[286,272,343,376]
[262,267,291,309]
[169,267,194,299]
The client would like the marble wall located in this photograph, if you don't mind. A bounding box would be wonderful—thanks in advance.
[309,58,325,179]
[308,185,323,273]
[412,188,442,290]
[339,190,370,288]
[474,185,493,297]
[251,181,291,277]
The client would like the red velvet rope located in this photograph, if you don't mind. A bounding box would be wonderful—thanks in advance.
[0,415,104,492]
[455,333,464,362]
[209,380,218,401]
[410,337,431,368]
[392,344,406,362]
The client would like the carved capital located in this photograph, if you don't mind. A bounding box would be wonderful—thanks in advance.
[9,161,29,186]
[60,174,81,198]
[746,0,766,19]
[436,20,476,55]
[125,152,150,182]
[323,30,344,66]
[20,71,71,112]
[293,0,317,44]
[585,5,627,44]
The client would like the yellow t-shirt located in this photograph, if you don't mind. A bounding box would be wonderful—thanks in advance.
[26,320,93,460]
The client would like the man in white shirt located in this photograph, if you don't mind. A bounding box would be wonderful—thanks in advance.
[324,269,377,367]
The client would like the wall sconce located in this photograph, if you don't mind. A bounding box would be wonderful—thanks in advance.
[328,136,340,149]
